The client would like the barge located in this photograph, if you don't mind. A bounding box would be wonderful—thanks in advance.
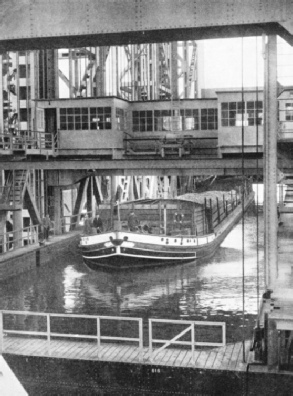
[79,179,254,269]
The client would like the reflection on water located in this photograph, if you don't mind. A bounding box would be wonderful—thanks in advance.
[0,211,264,342]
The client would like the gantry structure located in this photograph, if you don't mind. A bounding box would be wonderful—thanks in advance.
[1,0,293,368]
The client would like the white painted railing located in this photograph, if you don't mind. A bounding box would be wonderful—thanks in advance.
[0,311,226,366]
[148,318,226,365]
[0,310,143,361]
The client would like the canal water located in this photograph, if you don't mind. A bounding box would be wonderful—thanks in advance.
[1,208,267,395]
[0,208,264,343]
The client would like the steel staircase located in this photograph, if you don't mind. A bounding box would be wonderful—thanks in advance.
[0,170,28,210]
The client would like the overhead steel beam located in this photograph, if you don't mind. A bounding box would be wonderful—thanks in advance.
[0,158,264,175]
[0,0,291,51]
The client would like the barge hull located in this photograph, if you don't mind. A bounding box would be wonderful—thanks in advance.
[80,192,254,269]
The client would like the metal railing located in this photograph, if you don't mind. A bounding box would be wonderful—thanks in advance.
[123,132,218,157]
[0,211,92,255]
[0,311,143,361]
[0,131,54,153]
[148,318,226,365]
[0,224,41,254]
[0,311,226,365]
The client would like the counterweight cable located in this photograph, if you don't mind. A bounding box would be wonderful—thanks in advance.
[241,37,246,363]
[255,37,260,326]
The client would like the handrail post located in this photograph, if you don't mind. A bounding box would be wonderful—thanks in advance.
[222,323,226,346]
[0,311,3,354]
[47,314,51,356]
[97,317,101,358]
[191,324,195,365]
[139,318,143,362]
[148,319,152,362]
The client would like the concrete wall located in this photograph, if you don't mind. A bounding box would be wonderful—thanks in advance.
[0,235,80,282]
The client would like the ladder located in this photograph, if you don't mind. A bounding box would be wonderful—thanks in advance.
[0,170,28,210]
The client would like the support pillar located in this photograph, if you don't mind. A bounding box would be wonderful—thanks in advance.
[267,319,279,368]
[86,177,93,216]
[110,176,117,227]
[0,54,4,133]
[155,44,160,100]
[278,183,284,209]
[97,47,107,97]
[13,210,23,249]
[40,170,45,219]
[141,176,147,199]
[163,176,169,199]
[170,176,177,198]
[0,211,6,253]
[128,177,134,201]
[171,42,178,100]
[264,35,278,291]
[53,187,62,235]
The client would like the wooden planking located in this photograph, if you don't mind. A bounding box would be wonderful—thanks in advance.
[196,350,211,367]
[228,341,243,370]
[175,349,188,366]
[181,350,193,367]
[117,344,137,362]
[2,336,252,372]
[222,343,236,367]
[211,344,229,369]
[204,349,218,369]
[165,348,182,366]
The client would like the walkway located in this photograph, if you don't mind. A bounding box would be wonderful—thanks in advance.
[2,335,250,372]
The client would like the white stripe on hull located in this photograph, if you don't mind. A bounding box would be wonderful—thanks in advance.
[82,246,196,261]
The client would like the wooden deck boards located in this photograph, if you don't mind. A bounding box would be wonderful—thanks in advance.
[1,335,250,372]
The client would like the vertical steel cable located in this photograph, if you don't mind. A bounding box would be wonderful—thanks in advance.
[241,37,246,363]
[7,51,10,136]
[255,37,260,326]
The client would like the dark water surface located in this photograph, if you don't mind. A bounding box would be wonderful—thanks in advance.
[1,211,270,395]
[0,211,265,343]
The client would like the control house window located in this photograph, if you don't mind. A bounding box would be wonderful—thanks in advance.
[221,101,263,127]
[59,107,112,130]
[19,86,27,100]
[133,110,153,132]
[201,108,218,130]
[19,108,28,122]
[60,108,89,130]
[221,102,244,127]
[19,65,26,78]
[154,110,171,131]
[247,101,263,125]
[132,108,200,132]
[116,108,127,131]
[90,107,111,130]
[285,102,293,121]
[180,109,199,130]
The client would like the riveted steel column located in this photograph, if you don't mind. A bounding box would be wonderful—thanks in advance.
[12,210,23,249]
[141,176,147,198]
[53,187,62,235]
[0,54,3,134]
[264,35,278,291]
[110,175,117,227]
[171,41,178,100]
[0,211,6,253]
